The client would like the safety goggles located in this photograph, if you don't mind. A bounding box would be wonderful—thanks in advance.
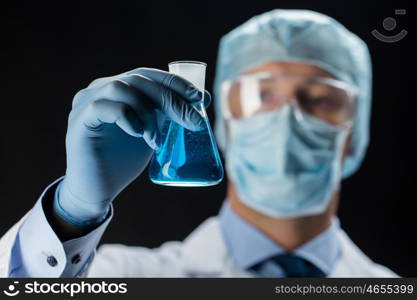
[221,72,358,129]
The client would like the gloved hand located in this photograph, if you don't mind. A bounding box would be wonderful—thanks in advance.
[53,68,210,228]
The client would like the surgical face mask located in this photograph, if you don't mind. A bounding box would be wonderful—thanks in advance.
[225,105,349,218]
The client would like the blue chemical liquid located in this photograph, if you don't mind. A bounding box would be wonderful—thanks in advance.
[148,114,224,187]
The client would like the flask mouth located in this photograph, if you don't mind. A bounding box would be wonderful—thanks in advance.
[169,61,207,67]
[168,60,206,91]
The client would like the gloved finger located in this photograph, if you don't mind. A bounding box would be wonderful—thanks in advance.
[87,75,120,89]
[83,99,145,139]
[78,80,159,149]
[127,68,204,104]
[119,73,205,131]
[86,68,206,102]
[130,68,211,108]
[85,68,211,108]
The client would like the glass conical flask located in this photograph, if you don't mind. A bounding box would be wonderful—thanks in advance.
[148,61,224,187]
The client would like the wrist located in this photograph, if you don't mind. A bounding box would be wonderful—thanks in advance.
[53,180,110,229]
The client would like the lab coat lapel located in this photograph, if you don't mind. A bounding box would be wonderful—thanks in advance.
[182,217,228,276]
[330,228,397,277]
[330,228,361,277]
[181,216,253,277]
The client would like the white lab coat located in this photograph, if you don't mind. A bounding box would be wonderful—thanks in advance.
[0,212,397,277]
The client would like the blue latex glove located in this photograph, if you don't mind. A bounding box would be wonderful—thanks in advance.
[53,68,210,228]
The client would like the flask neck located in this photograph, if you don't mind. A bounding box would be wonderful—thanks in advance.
[193,100,207,118]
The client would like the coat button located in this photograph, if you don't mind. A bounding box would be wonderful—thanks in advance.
[47,255,58,267]
[71,254,82,264]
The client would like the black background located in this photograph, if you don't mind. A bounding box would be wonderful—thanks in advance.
[0,0,415,276]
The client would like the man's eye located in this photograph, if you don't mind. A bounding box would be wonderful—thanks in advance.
[316,97,344,110]
[299,94,331,107]
[260,90,274,102]
[312,97,328,104]
[297,93,316,106]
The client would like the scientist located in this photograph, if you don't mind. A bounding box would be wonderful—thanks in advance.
[0,9,396,277]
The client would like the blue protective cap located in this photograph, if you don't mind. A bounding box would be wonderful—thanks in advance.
[213,9,372,178]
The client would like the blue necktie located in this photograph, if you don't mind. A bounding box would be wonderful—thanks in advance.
[250,253,326,277]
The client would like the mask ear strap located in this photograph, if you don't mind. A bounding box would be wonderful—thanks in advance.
[332,129,350,174]
[224,118,232,150]
[340,131,353,167]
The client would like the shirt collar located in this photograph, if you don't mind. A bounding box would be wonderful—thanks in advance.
[219,201,341,275]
